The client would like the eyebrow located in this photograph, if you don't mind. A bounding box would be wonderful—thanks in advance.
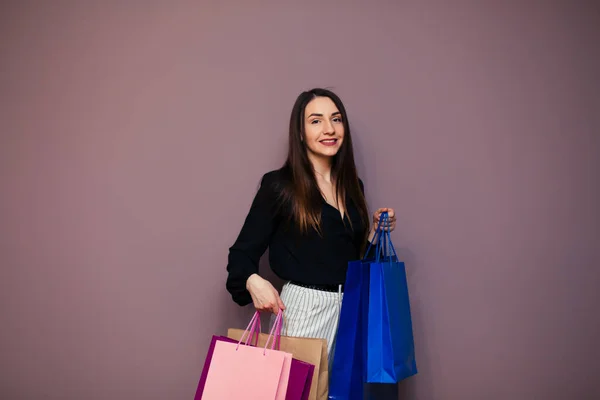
[307,111,341,118]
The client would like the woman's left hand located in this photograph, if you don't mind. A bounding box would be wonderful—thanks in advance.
[372,208,396,233]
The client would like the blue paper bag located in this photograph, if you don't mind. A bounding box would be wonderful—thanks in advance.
[328,258,370,400]
[366,213,417,383]
[329,212,417,398]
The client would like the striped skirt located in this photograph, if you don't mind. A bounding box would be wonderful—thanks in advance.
[270,282,344,359]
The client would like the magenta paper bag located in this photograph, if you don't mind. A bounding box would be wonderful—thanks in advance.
[286,358,315,400]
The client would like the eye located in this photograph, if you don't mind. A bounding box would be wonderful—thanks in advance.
[310,119,321,124]
[333,117,343,123]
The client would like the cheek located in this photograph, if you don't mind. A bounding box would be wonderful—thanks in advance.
[336,131,345,145]
[304,125,321,142]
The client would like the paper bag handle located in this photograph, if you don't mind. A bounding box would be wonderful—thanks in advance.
[235,311,261,350]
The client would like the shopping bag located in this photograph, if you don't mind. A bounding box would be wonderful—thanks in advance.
[328,258,370,400]
[202,312,293,400]
[269,311,316,400]
[194,335,234,399]
[287,358,315,400]
[228,316,328,400]
[194,313,262,399]
[199,312,314,400]
[366,212,417,383]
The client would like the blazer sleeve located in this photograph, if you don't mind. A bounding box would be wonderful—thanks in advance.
[226,172,281,306]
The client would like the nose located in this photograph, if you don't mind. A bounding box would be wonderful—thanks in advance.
[323,119,335,135]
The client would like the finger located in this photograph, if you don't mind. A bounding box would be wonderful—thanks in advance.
[277,297,286,311]
[272,303,280,314]
[374,210,387,219]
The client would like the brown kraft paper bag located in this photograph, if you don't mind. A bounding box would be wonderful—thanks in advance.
[227,328,329,400]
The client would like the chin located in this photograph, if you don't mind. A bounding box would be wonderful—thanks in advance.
[309,144,342,159]
[320,149,341,158]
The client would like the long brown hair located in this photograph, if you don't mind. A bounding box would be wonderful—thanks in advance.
[279,88,369,239]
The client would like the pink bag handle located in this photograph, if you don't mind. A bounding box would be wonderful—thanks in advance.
[246,311,262,346]
[235,311,261,350]
[273,311,283,350]
[263,310,284,354]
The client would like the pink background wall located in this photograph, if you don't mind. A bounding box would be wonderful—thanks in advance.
[1,1,599,399]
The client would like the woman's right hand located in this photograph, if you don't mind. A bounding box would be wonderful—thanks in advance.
[246,274,286,314]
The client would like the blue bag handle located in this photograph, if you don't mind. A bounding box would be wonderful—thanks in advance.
[379,212,398,263]
[363,211,398,262]
[363,212,384,261]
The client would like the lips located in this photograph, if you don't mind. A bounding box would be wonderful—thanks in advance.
[319,139,338,146]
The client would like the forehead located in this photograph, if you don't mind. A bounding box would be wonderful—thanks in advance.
[304,96,339,117]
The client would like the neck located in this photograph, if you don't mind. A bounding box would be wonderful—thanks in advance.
[308,152,333,182]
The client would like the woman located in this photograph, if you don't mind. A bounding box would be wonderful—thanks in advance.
[225,88,396,356]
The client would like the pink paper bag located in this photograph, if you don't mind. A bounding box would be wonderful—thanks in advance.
[202,312,293,400]
[195,313,262,399]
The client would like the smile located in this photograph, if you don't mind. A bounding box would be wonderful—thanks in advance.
[319,139,338,146]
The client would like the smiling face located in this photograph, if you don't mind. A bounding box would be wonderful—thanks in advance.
[303,96,345,160]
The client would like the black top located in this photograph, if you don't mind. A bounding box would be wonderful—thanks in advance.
[225,168,370,306]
